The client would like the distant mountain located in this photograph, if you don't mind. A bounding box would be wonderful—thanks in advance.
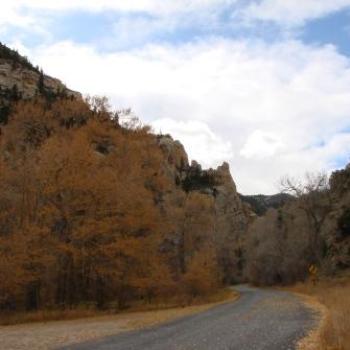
[238,193,293,216]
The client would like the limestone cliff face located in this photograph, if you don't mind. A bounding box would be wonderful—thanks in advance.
[157,134,188,184]
[157,135,252,281]
[156,135,250,227]
[0,58,81,100]
[214,162,251,236]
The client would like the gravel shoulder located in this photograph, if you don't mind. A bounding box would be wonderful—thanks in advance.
[60,285,318,350]
[0,294,237,350]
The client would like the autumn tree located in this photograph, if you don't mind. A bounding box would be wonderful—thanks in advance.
[183,245,220,298]
[0,96,224,314]
[178,192,215,274]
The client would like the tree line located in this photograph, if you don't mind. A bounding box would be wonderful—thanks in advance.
[243,171,350,285]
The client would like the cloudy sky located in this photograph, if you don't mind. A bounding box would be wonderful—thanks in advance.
[2,0,350,194]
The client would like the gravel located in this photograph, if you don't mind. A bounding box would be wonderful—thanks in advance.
[60,285,318,350]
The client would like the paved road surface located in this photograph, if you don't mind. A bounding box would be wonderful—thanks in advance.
[60,286,317,350]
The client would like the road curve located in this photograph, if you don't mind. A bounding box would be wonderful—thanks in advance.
[59,286,317,350]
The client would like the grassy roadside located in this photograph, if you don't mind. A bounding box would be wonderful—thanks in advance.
[0,288,238,326]
[288,271,350,350]
[0,288,239,350]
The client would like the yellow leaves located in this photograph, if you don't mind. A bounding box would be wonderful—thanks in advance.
[183,246,220,297]
[0,97,224,311]
[0,233,38,303]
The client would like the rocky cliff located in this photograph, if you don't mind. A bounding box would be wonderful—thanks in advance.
[0,42,80,106]
[324,164,350,269]
[157,135,251,227]
[156,135,252,282]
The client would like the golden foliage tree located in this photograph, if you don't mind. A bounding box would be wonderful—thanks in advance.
[0,97,221,313]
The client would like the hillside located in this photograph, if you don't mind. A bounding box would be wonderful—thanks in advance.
[0,43,251,312]
[239,193,293,216]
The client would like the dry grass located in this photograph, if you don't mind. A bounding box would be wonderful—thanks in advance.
[0,289,238,350]
[0,288,237,326]
[290,271,350,350]
[0,308,106,326]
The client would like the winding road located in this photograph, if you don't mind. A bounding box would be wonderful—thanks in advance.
[60,286,317,350]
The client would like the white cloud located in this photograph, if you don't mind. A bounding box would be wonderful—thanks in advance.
[10,38,350,194]
[1,0,232,17]
[0,0,231,40]
[0,0,232,49]
[0,3,37,33]
[152,119,234,168]
[2,0,350,39]
[243,0,350,26]
[240,130,285,159]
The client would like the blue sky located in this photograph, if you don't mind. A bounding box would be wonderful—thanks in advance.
[1,0,350,194]
[302,10,350,56]
[5,2,350,53]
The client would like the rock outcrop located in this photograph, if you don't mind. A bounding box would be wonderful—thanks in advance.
[0,59,81,100]
[0,42,80,103]
[214,162,251,235]
[157,135,252,282]
[158,135,250,219]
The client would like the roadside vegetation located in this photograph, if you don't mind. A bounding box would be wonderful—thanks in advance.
[0,288,237,326]
[292,272,350,350]
[244,171,350,286]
